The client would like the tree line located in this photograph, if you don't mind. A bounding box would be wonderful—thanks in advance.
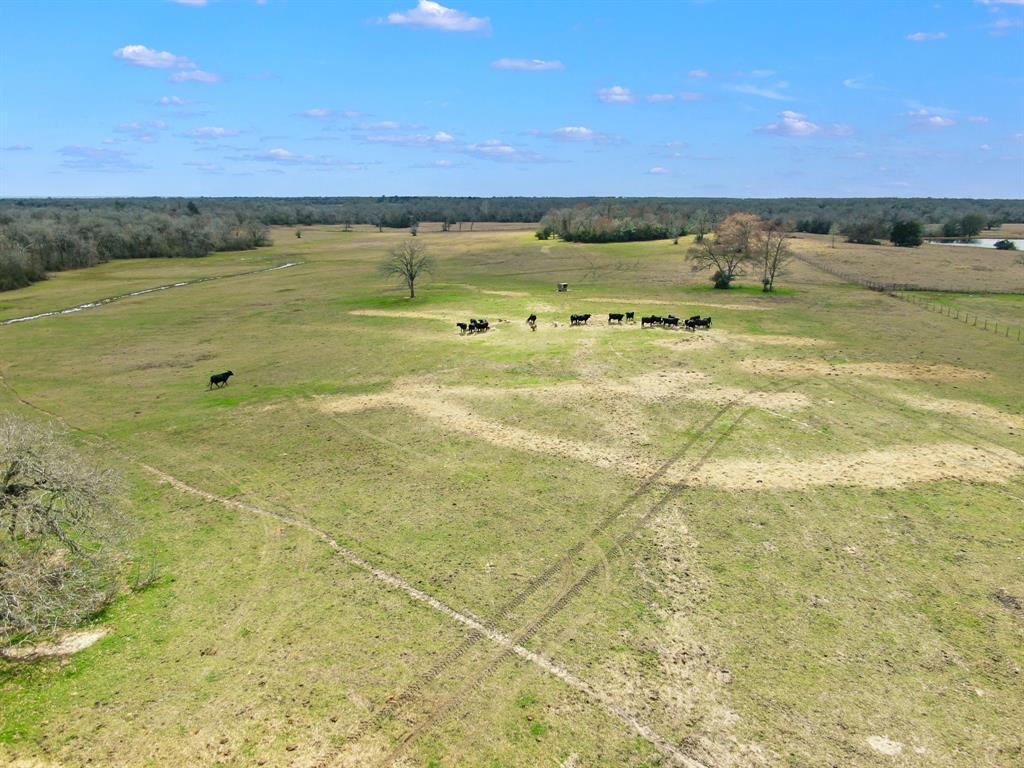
[0,204,269,291]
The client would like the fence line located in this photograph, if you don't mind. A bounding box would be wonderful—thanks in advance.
[794,254,1024,345]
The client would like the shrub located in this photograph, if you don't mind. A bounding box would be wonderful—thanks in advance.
[994,239,1017,251]
[890,220,924,248]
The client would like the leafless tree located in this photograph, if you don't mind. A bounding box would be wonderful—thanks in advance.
[380,241,434,298]
[687,212,759,288]
[753,221,793,292]
[690,209,712,242]
[1,416,126,641]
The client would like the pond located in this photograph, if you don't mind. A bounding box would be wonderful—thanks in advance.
[926,238,1023,249]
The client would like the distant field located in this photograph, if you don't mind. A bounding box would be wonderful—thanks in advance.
[1,226,1022,768]
[789,233,1024,293]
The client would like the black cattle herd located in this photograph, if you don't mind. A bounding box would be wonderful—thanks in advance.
[458,310,712,335]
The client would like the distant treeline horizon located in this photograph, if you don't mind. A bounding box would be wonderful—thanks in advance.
[2,196,1022,292]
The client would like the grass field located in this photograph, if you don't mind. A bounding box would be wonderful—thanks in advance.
[1,226,1022,768]
[789,234,1024,293]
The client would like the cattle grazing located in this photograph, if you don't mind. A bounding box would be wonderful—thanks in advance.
[663,315,680,328]
[608,313,624,324]
[684,316,712,330]
[208,370,234,389]
[641,315,661,328]
[456,322,469,335]
[468,318,489,333]
[526,314,537,325]
[625,311,635,323]
[569,313,592,326]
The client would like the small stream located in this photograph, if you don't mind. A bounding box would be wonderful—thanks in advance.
[1,261,301,326]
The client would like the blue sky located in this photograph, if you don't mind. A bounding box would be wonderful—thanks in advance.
[1,0,1022,198]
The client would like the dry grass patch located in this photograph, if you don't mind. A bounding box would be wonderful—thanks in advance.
[1,628,108,660]
[741,359,987,381]
[896,394,1024,431]
[577,297,775,311]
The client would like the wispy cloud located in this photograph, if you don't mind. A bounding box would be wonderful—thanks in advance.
[646,93,675,103]
[968,115,990,123]
[157,95,192,106]
[169,69,221,83]
[688,69,710,78]
[182,126,241,142]
[842,75,888,91]
[680,91,705,102]
[184,161,223,173]
[171,0,209,5]
[756,110,853,137]
[114,44,195,69]
[383,1,491,33]
[728,83,792,101]
[364,130,455,146]
[59,145,147,172]
[906,31,947,41]
[975,0,1024,6]
[461,139,547,163]
[545,126,612,143]
[114,120,167,143]
[902,108,956,127]
[2,144,32,151]
[299,108,336,119]
[987,16,1024,35]
[647,166,670,175]
[598,85,634,103]
[491,58,563,71]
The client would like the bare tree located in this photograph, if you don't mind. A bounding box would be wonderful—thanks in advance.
[687,212,759,289]
[380,241,434,298]
[753,221,793,292]
[690,209,712,242]
[1,416,125,640]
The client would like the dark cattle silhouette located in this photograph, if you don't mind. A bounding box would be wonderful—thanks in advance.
[641,315,662,328]
[208,370,234,389]
[608,313,624,324]
[526,314,537,325]
[663,315,680,328]
[685,316,712,330]
[569,313,592,326]
[456,322,469,335]
[625,311,635,323]
[469,318,489,333]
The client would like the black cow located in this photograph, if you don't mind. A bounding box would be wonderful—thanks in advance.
[570,313,592,326]
[625,311,635,323]
[663,315,680,328]
[457,322,469,335]
[469,319,489,333]
[208,370,234,389]
[685,316,712,330]
[526,314,537,325]
[641,315,662,328]
[608,313,624,324]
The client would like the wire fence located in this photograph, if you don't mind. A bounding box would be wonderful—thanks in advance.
[794,254,1024,345]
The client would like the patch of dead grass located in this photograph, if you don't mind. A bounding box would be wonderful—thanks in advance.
[2,628,108,660]
[741,359,987,381]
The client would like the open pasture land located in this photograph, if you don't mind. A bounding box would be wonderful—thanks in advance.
[1,226,1023,768]
[789,233,1024,293]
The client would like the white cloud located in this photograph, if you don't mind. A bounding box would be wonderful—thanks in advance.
[183,126,241,142]
[172,0,208,5]
[461,139,546,163]
[114,44,195,69]
[756,110,853,138]
[968,115,990,123]
[976,0,1024,5]
[59,145,147,172]
[688,69,710,78]
[646,93,675,103]
[491,58,563,71]
[728,83,792,101]
[358,120,402,130]
[3,144,32,151]
[363,131,454,146]
[385,1,491,32]
[157,95,192,106]
[979,143,992,151]
[988,16,1024,34]
[547,126,610,142]
[647,166,670,175]
[598,85,634,103]
[906,31,948,41]
[901,108,956,127]
[114,120,167,143]
[299,108,336,119]
[680,91,705,102]
[169,69,221,83]
[185,161,223,173]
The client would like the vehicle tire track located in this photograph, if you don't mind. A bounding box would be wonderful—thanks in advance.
[0,261,301,326]
[376,395,765,768]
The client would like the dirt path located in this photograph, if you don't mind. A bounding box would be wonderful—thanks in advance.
[0,262,301,326]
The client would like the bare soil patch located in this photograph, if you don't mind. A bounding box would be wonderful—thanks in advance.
[741,359,986,381]
[866,735,903,756]
[480,289,529,297]
[896,394,1024,431]
[691,443,1024,490]
[727,333,831,347]
[2,628,108,660]
[348,309,456,321]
